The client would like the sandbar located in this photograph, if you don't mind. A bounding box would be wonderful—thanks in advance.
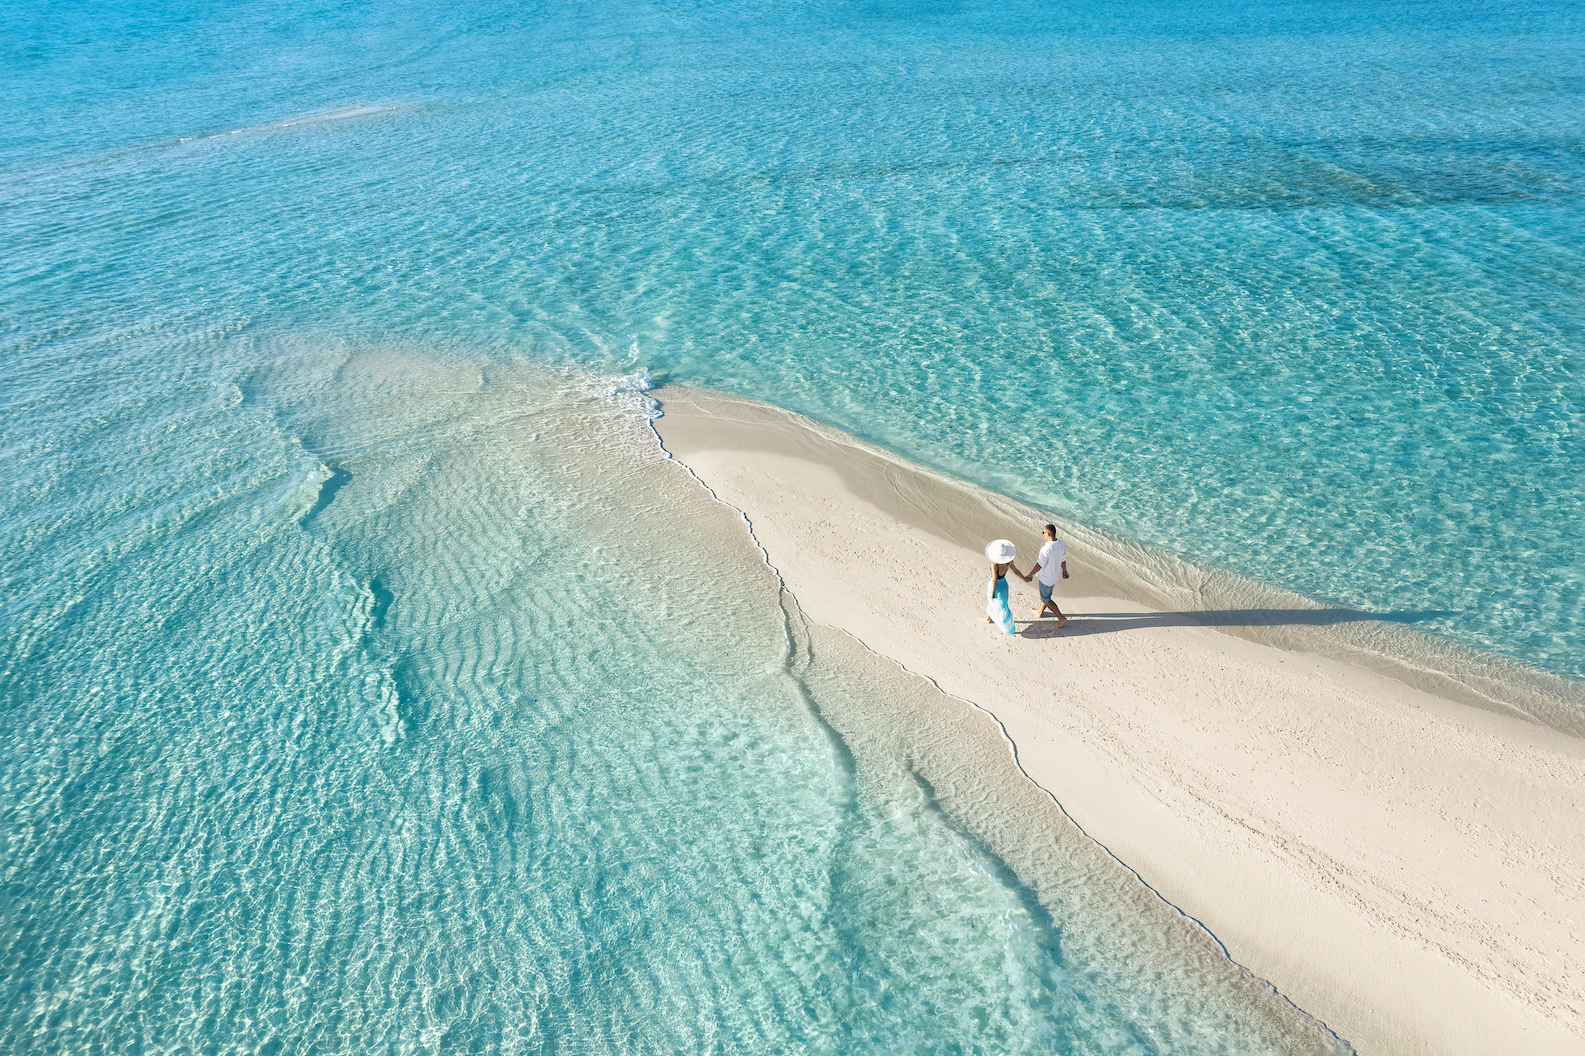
[652,385,1585,1056]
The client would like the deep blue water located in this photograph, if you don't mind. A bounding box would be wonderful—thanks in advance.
[2,0,1581,1050]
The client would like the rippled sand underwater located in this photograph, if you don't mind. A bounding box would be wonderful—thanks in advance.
[0,347,1348,1053]
[3,0,1581,1049]
[4,0,1580,677]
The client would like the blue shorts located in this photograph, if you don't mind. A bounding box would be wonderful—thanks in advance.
[1038,581,1056,602]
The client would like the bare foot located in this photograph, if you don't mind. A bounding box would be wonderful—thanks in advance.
[982,615,992,624]
[1031,606,1044,616]
[1056,613,1068,628]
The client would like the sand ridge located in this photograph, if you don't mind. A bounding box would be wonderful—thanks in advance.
[653,386,1585,1056]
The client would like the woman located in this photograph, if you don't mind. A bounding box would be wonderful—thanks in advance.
[982,539,1028,636]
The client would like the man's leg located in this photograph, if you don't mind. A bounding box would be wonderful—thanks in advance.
[1037,582,1067,626]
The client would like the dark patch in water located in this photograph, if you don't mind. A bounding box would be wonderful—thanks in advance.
[390,656,429,731]
[303,467,352,522]
[369,575,394,631]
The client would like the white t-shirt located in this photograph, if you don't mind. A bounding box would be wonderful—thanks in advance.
[1036,539,1066,586]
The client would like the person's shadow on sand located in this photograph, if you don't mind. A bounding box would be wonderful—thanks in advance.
[1017,607,1456,639]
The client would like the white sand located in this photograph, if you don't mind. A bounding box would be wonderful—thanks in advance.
[653,387,1585,1056]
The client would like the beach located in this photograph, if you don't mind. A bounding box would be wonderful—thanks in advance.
[654,385,1585,1056]
[7,0,1584,1049]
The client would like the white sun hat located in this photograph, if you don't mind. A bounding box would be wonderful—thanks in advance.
[984,539,1016,563]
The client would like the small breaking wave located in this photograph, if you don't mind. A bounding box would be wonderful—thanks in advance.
[589,366,662,421]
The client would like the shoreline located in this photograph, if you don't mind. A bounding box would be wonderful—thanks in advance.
[651,384,1585,1056]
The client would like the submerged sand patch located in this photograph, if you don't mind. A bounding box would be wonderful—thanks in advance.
[654,385,1585,1056]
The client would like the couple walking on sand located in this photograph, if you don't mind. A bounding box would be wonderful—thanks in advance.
[983,525,1068,636]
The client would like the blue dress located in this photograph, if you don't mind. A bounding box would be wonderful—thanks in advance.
[986,574,1016,635]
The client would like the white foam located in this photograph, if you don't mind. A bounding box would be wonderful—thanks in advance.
[588,367,662,420]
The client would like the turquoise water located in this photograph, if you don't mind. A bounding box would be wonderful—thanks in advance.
[2,0,1581,1049]
[4,0,1581,680]
[1,351,1339,1051]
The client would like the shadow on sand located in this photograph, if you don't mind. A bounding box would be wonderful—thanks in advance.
[1017,606,1456,640]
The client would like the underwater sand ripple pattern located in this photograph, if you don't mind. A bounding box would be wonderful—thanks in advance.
[5,0,1579,675]
[2,349,1342,1053]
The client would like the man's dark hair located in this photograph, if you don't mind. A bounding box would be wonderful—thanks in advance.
[1044,523,1056,536]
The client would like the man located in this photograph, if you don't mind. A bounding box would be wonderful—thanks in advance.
[1029,523,1068,627]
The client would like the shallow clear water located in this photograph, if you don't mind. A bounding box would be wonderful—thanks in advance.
[0,349,1338,1052]
[4,0,1581,677]
[1,0,1580,1049]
